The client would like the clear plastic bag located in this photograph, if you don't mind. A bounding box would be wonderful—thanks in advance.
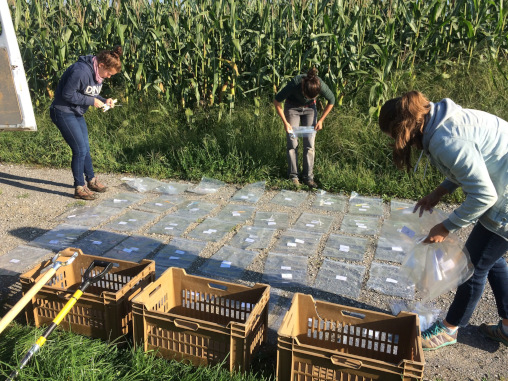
[390,300,441,331]
[125,177,164,193]
[401,233,474,302]
[289,126,316,137]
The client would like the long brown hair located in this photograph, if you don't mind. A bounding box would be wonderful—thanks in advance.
[301,67,321,99]
[379,91,431,170]
[96,45,123,72]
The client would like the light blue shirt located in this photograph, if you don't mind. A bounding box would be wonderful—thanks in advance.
[422,99,508,239]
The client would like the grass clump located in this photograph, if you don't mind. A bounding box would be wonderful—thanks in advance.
[0,324,273,381]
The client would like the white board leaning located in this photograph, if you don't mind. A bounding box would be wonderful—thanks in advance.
[0,0,36,131]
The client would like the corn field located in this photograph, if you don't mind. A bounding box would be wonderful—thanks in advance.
[7,0,508,113]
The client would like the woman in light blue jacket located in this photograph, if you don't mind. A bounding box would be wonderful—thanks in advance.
[379,91,508,351]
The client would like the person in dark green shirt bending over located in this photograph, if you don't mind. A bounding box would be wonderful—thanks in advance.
[273,67,335,188]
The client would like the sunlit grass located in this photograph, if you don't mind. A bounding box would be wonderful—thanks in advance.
[0,324,273,381]
[2,61,507,203]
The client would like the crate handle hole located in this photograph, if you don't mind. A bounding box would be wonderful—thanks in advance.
[208,283,227,291]
[330,355,363,369]
[173,318,200,331]
[149,284,161,297]
[341,310,366,319]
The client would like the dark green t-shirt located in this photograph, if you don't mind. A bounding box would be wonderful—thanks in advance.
[274,74,335,107]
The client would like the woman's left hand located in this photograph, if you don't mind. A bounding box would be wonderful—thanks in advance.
[314,120,323,131]
[424,222,449,243]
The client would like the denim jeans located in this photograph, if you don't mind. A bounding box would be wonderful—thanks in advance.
[284,103,318,181]
[50,106,95,187]
[446,222,508,326]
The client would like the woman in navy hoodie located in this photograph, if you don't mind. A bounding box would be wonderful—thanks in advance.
[379,91,508,351]
[50,46,122,200]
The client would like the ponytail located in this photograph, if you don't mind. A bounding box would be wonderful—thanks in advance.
[379,91,430,170]
[96,45,123,72]
[301,67,321,99]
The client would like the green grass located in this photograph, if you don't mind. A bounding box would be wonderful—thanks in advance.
[0,324,274,381]
[1,60,507,204]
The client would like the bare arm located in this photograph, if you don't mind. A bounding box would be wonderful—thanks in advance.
[315,103,334,130]
[273,99,292,132]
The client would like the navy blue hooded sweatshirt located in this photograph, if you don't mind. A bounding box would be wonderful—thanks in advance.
[52,55,106,116]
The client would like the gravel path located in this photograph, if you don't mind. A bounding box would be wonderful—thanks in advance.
[0,163,506,381]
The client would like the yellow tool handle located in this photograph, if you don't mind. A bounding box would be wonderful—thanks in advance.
[53,290,83,325]
[0,266,58,335]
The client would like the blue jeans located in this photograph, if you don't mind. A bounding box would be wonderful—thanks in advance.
[284,103,318,181]
[446,222,508,326]
[50,107,95,187]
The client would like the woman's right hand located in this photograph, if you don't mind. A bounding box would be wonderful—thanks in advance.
[94,98,105,108]
[284,121,293,133]
[413,186,449,217]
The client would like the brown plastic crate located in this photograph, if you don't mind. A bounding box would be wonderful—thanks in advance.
[277,293,425,381]
[131,267,270,372]
[20,247,155,341]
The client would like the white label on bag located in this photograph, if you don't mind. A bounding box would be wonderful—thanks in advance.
[268,221,276,225]
[386,278,398,283]
[287,242,297,247]
[440,259,456,272]
[49,240,59,244]
[118,221,127,225]
[281,266,292,270]
[335,275,347,281]
[175,250,185,255]
[155,203,163,206]
[169,223,179,226]
[220,261,232,268]
[391,246,403,252]
[306,224,315,227]
[323,201,333,205]
[131,247,139,251]
[165,227,174,230]
[359,208,367,211]
[123,248,132,253]
[295,239,305,244]
[128,219,137,222]
[245,238,255,243]
[281,273,293,279]
[240,195,249,199]
[170,256,180,260]
[67,215,76,218]
[284,197,292,201]
[92,241,102,245]
[339,245,350,252]
[10,259,20,263]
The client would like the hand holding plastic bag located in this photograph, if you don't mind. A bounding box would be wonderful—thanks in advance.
[401,233,473,302]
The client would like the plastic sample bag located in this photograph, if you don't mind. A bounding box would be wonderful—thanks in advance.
[401,233,474,302]
[289,126,316,138]
[125,177,165,193]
